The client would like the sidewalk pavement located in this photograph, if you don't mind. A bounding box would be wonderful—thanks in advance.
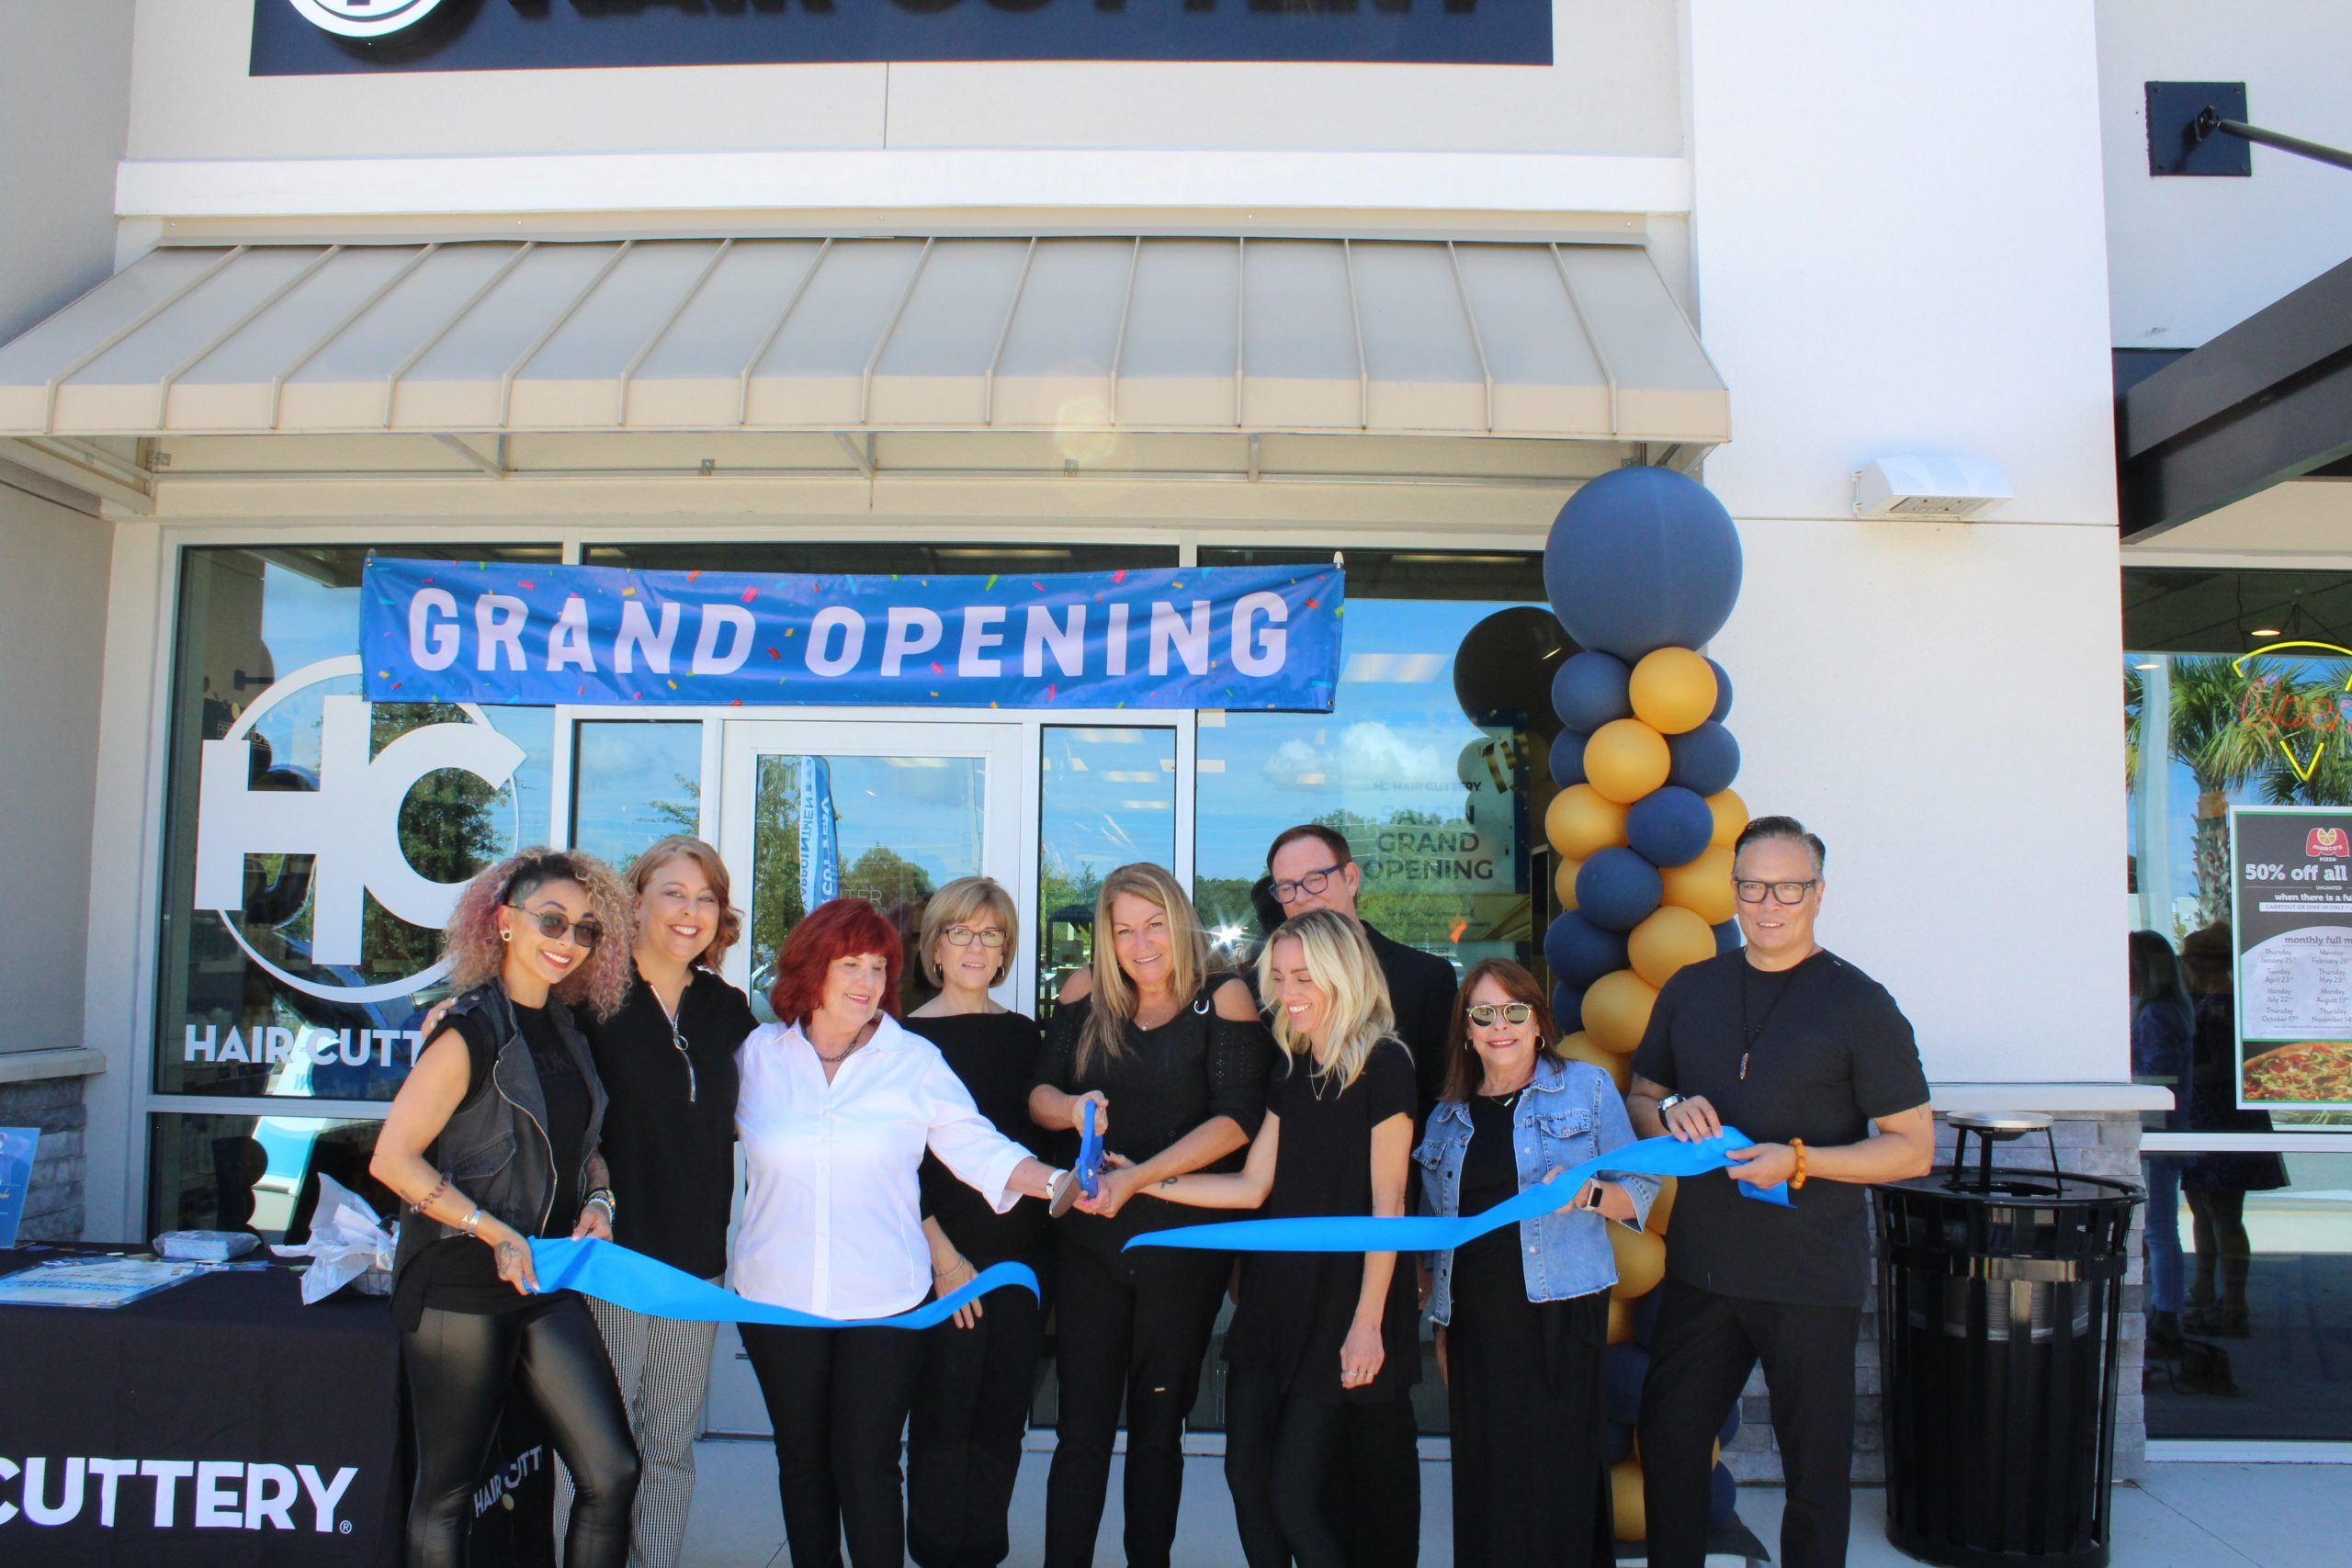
[677,1439,2352,1567]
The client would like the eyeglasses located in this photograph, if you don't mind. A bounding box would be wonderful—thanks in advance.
[1733,879,1818,907]
[1466,1002,1534,1027]
[507,905,604,950]
[1271,864,1345,904]
[944,925,1006,949]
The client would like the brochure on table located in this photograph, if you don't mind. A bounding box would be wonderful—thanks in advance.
[0,1255,211,1309]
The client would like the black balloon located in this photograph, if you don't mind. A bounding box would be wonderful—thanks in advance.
[1453,605,1577,738]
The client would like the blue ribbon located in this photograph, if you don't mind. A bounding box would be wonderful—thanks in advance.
[1123,1128,1789,1254]
[1077,1099,1104,1200]
[530,1237,1039,1328]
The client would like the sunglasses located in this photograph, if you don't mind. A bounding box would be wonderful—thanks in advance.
[507,904,604,951]
[1466,1002,1534,1027]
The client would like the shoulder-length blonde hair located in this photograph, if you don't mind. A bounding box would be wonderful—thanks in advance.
[444,847,635,1021]
[919,875,1019,987]
[1076,863,1210,1077]
[1258,908,1396,1096]
[627,835,742,971]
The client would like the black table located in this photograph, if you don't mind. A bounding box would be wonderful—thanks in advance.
[0,1247,553,1566]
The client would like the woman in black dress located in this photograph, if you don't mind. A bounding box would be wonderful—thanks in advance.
[901,875,1054,1568]
[1126,908,1418,1568]
[1028,863,1272,1568]
[1417,959,1655,1568]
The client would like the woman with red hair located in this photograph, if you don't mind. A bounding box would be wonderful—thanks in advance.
[733,897,1070,1568]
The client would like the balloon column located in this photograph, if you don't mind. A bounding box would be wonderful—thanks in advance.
[1537,465,1747,1540]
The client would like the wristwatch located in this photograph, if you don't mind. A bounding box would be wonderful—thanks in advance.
[1657,1093,1689,1114]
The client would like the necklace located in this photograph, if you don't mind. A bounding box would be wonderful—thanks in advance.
[809,1037,865,1066]
[1738,953,1813,1080]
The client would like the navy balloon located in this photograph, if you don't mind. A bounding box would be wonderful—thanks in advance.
[1604,1344,1649,1427]
[1718,1400,1742,1448]
[1552,982,1587,1032]
[1709,1463,1737,1528]
[1633,1285,1666,1345]
[1548,728,1588,788]
[1625,785,1714,869]
[1667,721,1741,796]
[1544,911,1629,988]
[1544,466,1744,661]
[1713,919,1743,955]
[1706,657,1734,722]
[1551,650,1633,734]
[1604,1422,1634,1466]
[1576,847,1663,931]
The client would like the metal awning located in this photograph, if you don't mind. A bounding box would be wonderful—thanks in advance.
[0,236,1726,446]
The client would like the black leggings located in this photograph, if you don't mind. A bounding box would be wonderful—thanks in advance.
[1043,1238,1229,1568]
[401,1293,639,1568]
[909,1280,1046,1568]
[741,1321,927,1568]
[1223,1365,1353,1568]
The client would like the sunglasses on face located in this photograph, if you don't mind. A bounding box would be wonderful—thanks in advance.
[1466,1002,1534,1027]
[1733,879,1818,906]
[507,904,603,950]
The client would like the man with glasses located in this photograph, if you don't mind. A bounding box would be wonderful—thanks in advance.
[1262,823,1458,1568]
[1626,816,1933,1568]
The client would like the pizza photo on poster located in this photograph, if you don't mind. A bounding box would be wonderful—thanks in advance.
[2229,805,2352,1110]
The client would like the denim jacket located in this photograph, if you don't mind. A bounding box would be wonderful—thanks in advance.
[1414,1055,1657,1324]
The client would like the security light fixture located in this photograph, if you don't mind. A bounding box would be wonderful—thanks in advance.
[1851,456,2012,521]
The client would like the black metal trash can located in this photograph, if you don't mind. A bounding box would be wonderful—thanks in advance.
[1877,1114,2141,1568]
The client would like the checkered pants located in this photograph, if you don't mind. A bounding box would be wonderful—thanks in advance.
[554,1289,720,1568]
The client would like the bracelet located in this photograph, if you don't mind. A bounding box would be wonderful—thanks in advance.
[584,1187,616,1217]
[408,1174,448,1216]
[461,1207,484,1237]
[1789,1138,1808,1191]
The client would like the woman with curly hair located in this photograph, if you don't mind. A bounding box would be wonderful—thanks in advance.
[370,847,640,1568]
[733,897,1070,1568]
[554,835,759,1568]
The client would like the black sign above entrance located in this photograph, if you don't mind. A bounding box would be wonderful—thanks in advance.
[251,0,1552,74]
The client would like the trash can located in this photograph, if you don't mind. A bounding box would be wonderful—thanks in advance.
[1876,1112,2141,1568]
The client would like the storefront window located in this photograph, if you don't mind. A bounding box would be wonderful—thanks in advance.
[156,547,558,1108]
[1195,547,1548,982]
[1035,726,1179,1029]
[146,1111,398,1247]
[584,542,1178,577]
[571,719,704,866]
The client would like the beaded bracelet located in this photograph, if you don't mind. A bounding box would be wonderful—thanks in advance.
[408,1173,449,1216]
[1790,1138,1809,1191]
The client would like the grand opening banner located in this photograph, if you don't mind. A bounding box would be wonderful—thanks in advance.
[358,558,1341,711]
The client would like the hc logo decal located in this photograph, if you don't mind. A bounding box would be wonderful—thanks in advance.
[285,0,450,40]
[193,655,526,1003]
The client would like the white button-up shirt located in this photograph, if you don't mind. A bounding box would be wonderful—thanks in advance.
[732,1011,1034,1318]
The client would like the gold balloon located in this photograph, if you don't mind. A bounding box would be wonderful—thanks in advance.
[1555,1030,1631,1091]
[1706,786,1749,848]
[1610,1458,1646,1540]
[1545,784,1628,859]
[1610,1224,1667,1297]
[1627,905,1716,989]
[1607,1295,1635,1347]
[1645,1174,1678,1235]
[1581,969,1659,1056]
[1582,719,1671,806]
[1554,853,1584,909]
[1628,648,1719,736]
[1660,843,1737,925]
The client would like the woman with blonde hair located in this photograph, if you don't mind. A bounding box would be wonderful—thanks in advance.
[1027,863,1272,1568]
[901,875,1053,1568]
[369,848,639,1568]
[1129,908,1419,1568]
[553,835,758,1568]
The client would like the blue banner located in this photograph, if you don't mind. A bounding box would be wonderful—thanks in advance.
[359,558,1341,711]
[253,1,1550,74]
[799,755,841,910]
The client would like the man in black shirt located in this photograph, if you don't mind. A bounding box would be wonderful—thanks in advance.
[1627,816,1933,1568]
[1265,822,1458,1568]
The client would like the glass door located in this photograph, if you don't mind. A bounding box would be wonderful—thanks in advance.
[706,717,1028,1435]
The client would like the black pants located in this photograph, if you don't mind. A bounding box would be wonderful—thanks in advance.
[1327,1394,1420,1568]
[1043,1239,1229,1568]
[908,1279,1046,1568]
[741,1322,927,1568]
[401,1294,639,1568]
[1639,1277,1862,1568]
[1225,1365,1365,1568]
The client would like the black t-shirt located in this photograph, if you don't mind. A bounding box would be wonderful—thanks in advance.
[581,964,754,1279]
[1362,922,1461,1126]
[1222,1038,1420,1403]
[906,1009,1054,1270]
[393,1001,591,1323]
[1030,978,1273,1256]
[1449,1089,1528,1284]
[1629,949,1929,1308]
